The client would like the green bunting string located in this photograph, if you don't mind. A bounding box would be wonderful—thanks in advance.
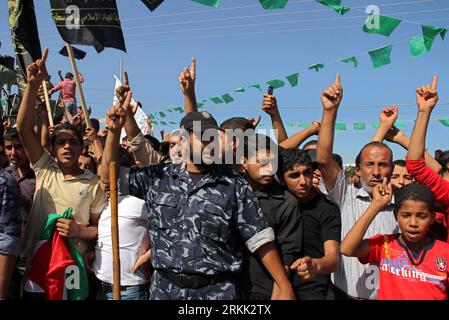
[249,84,264,92]
[368,45,393,68]
[439,120,449,127]
[210,97,224,104]
[235,87,246,93]
[353,123,366,130]
[335,123,347,130]
[159,111,166,118]
[221,94,234,103]
[363,15,402,37]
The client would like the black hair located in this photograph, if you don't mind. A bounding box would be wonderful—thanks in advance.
[438,151,449,173]
[278,148,313,176]
[65,72,74,79]
[355,141,393,167]
[159,141,170,157]
[3,127,19,141]
[393,159,406,167]
[394,183,436,214]
[333,153,343,170]
[303,139,318,149]
[242,133,276,160]
[79,152,97,174]
[51,122,83,148]
[145,134,160,152]
[220,117,255,131]
[118,146,133,168]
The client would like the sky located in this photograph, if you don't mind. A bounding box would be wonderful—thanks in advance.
[1,0,449,164]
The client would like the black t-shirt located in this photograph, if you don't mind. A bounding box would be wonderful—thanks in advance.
[293,192,341,300]
[239,179,302,299]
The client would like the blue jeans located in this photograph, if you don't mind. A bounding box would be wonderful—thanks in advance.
[98,282,149,300]
[64,101,78,116]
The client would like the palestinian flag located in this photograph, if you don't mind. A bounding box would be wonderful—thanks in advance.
[28,208,89,300]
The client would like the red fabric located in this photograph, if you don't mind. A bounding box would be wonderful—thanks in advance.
[48,74,84,103]
[28,232,76,300]
[406,159,449,242]
[359,234,449,300]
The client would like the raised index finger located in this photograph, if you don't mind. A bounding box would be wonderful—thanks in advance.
[41,48,49,64]
[335,74,341,84]
[431,74,438,91]
[124,72,129,86]
[190,57,196,79]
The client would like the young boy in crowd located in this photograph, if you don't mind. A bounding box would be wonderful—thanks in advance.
[340,182,449,300]
[279,148,341,300]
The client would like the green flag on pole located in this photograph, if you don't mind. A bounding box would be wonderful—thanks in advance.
[368,45,393,68]
[266,79,285,89]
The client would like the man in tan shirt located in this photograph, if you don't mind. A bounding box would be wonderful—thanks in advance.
[16,49,107,298]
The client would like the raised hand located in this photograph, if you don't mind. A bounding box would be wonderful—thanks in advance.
[116,71,131,107]
[372,177,393,209]
[85,127,99,142]
[26,48,48,85]
[310,120,321,135]
[106,103,127,133]
[262,94,279,117]
[379,104,398,128]
[321,74,343,111]
[416,75,438,113]
[179,57,196,96]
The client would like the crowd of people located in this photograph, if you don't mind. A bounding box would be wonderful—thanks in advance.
[0,48,448,300]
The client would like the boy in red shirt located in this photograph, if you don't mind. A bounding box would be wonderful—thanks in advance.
[341,182,449,300]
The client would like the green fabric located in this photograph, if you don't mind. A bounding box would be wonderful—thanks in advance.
[249,84,263,92]
[221,94,234,103]
[266,79,285,89]
[259,0,288,9]
[191,0,219,7]
[368,45,393,68]
[40,208,88,300]
[308,63,324,72]
[172,106,184,113]
[335,123,347,130]
[169,121,177,125]
[363,15,402,37]
[197,102,205,109]
[353,122,366,130]
[438,119,449,127]
[0,65,16,85]
[153,121,159,125]
[235,87,245,93]
[210,97,224,104]
[160,121,168,125]
[316,0,350,15]
[422,25,448,41]
[341,56,358,68]
[285,73,299,87]
[299,122,311,129]
[409,35,433,57]
[159,111,166,118]
[372,121,380,129]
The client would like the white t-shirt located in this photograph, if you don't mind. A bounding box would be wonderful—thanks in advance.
[94,195,150,286]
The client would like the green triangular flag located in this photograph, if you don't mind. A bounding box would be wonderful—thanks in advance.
[197,102,205,109]
[423,25,448,42]
[159,111,166,118]
[308,63,324,72]
[438,119,449,127]
[191,0,219,8]
[153,120,159,125]
[160,121,168,125]
[235,87,245,93]
[368,45,393,68]
[335,123,347,130]
[169,121,177,125]
[341,56,358,68]
[174,106,184,113]
[259,0,288,9]
[249,84,263,92]
[285,73,299,87]
[363,15,402,37]
[353,122,366,130]
[299,122,311,129]
[372,122,380,129]
[221,94,234,104]
[167,109,173,112]
[316,0,350,15]
[266,79,285,89]
[409,35,433,58]
[210,97,224,104]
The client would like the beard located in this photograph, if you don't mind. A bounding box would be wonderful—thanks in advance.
[360,176,373,194]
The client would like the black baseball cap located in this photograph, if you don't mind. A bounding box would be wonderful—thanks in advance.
[180,111,220,132]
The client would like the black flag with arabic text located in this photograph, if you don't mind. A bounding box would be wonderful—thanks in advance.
[50,0,126,53]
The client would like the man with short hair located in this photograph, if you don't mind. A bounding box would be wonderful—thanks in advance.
[48,71,84,116]
[316,75,398,300]
[390,160,413,191]
[101,93,296,299]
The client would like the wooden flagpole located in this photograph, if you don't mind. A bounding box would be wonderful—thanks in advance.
[65,43,92,128]
[109,161,121,300]
[41,81,54,127]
